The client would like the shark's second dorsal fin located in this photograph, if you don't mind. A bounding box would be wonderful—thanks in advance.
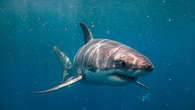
[80,23,93,44]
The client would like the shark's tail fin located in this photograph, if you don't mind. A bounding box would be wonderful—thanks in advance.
[53,46,72,81]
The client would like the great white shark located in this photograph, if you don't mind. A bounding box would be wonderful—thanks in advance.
[35,23,154,94]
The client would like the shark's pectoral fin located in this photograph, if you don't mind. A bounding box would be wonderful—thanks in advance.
[34,75,83,94]
[135,81,149,90]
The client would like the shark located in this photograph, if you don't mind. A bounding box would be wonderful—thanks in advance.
[35,23,154,94]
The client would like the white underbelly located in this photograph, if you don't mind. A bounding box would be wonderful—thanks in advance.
[82,71,129,86]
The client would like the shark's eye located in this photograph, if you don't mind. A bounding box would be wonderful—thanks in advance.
[115,60,126,68]
[121,61,126,67]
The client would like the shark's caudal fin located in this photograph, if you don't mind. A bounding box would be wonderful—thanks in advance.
[80,23,94,44]
[34,75,83,94]
[53,46,72,81]
[135,81,149,90]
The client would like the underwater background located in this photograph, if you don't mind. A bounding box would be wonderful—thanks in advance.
[0,0,195,110]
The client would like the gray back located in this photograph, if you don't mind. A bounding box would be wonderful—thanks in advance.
[74,39,144,74]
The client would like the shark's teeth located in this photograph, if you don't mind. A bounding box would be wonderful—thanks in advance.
[112,73,137,81]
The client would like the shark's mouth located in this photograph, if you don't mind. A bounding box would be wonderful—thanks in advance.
[112,73,137,81]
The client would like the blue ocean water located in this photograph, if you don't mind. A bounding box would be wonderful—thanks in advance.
[0,0,195,110]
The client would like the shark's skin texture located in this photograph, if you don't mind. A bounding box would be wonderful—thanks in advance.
[34,23,154,94]
[74,39,153,85]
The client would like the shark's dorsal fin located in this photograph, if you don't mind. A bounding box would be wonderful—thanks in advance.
[80,23,93,44]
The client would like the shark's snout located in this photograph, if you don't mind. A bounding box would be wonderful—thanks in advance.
[145,64,154,72]
[136,58,154,71]
[129,58,154,77]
